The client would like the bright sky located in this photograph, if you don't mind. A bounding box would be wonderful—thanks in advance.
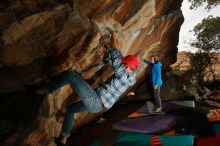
[178,0,220,52]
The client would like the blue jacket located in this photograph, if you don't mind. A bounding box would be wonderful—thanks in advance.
[144,60,162,86]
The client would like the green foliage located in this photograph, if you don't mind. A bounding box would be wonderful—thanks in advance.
[186,16,219,84]
[188,0,220,10]
[190,15,220,51]
[184,4,220,84]
[185,51,216,84]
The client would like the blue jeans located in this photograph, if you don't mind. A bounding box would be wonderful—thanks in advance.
[45,70,102,137]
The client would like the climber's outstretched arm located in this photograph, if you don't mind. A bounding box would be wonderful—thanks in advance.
[110,31,119,48]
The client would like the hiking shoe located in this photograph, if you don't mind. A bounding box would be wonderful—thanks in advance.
[55,137,68,146]
[155,107,162,113]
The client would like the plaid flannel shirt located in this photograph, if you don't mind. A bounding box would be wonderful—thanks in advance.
[95,48,136,109]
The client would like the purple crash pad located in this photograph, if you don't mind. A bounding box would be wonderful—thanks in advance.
[112,101,188,133]
[112,115,176,133]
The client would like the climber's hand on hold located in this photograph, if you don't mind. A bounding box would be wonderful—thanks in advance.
[103,46,112,65]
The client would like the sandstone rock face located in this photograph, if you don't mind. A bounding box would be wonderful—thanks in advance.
[133,72,199,101]
[171,51,220,81]
[171,51,191,71]
[0,0,184,145]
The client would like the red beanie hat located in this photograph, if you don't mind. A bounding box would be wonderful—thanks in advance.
[122,55,139,70]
